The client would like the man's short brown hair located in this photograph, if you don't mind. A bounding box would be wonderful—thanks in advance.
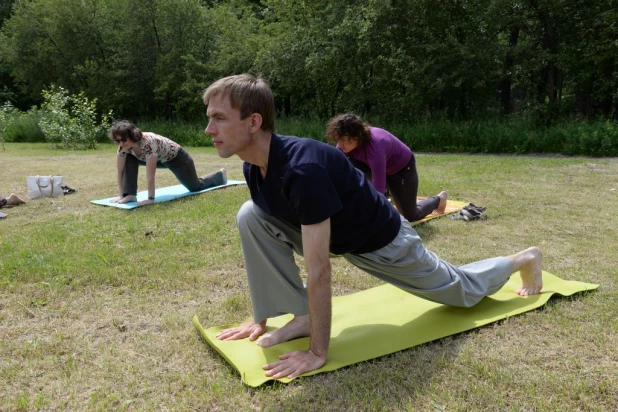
[203,74,275,132]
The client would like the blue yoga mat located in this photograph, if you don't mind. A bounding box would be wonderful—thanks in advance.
[90,180,246,209]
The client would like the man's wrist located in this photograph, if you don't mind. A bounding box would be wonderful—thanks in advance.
[148,196,155,200]
[309,345,327,358]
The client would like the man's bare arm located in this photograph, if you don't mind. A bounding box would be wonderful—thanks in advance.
[304,219,332,359]
[263,218,332,378]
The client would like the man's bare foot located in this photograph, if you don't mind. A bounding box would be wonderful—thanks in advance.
[257,314,310,347]
[430,191,448,216]
[6,193,25,206]
[513,246,543,296]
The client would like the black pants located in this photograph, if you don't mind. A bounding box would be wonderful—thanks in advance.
[122,148,219,196]
[350,154,439,222]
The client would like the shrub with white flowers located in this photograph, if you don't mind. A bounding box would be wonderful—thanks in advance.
[39,85,113,149]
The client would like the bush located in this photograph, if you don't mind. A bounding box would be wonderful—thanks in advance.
[0,101,16,148]
[1,102,45,146]
[38,85,113,150]
[4,113,45,143]
[95,116,618,156]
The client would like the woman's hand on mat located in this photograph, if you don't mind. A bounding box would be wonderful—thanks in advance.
[262,349,326,379]
[217,321,266,342]
[138,198,154,206]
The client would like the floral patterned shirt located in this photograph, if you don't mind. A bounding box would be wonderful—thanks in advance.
[117,132,180,163]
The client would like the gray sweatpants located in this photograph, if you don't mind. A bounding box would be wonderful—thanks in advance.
[237,201,514,323]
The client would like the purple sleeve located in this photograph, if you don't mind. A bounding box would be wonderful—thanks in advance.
[364,140,387,194]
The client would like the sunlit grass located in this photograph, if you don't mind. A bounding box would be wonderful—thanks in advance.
[0,143,616,410]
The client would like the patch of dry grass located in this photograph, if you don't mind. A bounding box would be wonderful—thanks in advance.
[1,143,616,410]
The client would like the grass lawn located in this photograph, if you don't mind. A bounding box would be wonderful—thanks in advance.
[1,143,616,411]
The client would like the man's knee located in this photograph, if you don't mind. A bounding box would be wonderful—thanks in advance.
[236,200,260,229]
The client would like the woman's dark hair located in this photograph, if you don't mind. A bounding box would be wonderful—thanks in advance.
[325,114,372,147]
[109,120,143,143]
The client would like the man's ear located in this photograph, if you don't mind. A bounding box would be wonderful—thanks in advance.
[249,113,263,133]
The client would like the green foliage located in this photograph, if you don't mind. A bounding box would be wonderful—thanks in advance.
[552,120,618,156]
[2,111,45,143]
[0,0,617,129]
[392,118,618,156]
[137,119,213,147]
[0,101,45,146]
[38,85,113,150]
[276,117,329,142]
[277,116,618,156]
[0,101,15,148]
[8,106,616,156]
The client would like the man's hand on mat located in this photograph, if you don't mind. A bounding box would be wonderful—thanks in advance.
[138,198,154,206]
[217,320,266,342]
[262,349,326,379]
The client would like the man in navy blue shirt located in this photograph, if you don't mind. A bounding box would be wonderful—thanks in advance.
[202,74,544,380]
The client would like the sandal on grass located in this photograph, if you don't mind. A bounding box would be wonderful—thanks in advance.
[61,185,77,195]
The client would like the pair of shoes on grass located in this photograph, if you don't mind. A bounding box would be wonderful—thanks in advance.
[450,203,487,221]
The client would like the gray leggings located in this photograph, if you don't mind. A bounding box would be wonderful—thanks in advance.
[237,201,514,323]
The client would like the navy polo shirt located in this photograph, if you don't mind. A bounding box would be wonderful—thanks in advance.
[243,133,401,255]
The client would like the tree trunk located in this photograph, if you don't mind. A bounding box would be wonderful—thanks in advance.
[500,27,520,115]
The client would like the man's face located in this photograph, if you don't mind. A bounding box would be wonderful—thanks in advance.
[205,93,253,159]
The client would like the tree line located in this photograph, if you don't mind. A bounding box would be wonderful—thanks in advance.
[1,0,617,124]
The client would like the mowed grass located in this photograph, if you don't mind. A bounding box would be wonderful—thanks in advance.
[1,142,617,411]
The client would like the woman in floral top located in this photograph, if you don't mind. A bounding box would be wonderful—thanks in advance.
[109,120,227,206]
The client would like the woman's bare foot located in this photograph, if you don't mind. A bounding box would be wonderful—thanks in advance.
[257,314,310,347]
[117,195,137,204]
[511,246,543,296]
[430,191,448,216]
[6,193,25,206]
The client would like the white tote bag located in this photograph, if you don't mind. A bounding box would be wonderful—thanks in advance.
[27,175,64,199]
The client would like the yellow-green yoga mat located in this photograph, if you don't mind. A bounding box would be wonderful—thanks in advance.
[193,272,597,387]
[410,198,467,226]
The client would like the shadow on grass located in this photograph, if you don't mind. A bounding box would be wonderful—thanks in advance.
[253,333,464,410]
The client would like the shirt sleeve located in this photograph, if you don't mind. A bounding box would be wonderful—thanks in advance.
[365,141,387,194]
[142,134,158,160]
[284,163,343,225]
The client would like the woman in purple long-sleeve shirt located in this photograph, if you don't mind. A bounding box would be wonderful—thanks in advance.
[326,114,447,222]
